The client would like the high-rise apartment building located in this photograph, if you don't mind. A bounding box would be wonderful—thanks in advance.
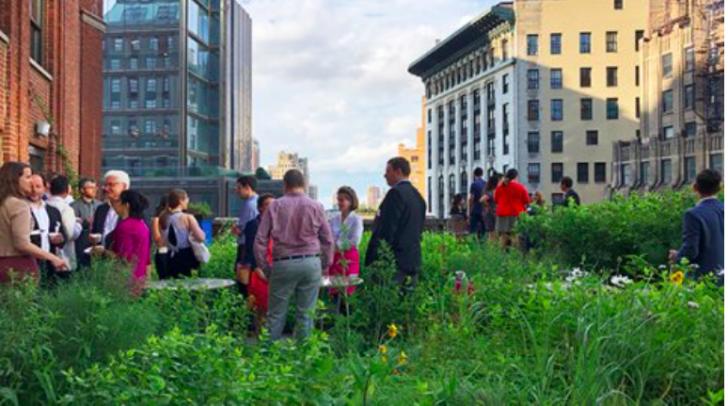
[398,97,427,198]
[515,0,647,205]
[268,150,316,194]
[409,3,516,218]
[612,0,723,192]
[0,0,105,177]
[102,0,252,215]
[366,185,383,209]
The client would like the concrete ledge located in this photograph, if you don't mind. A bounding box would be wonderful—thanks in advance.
[29,58,53,81]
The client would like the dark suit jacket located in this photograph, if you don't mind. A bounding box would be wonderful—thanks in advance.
[91,203,115,248]
[365,180,427,274]
[30,204,67,253]
[677,197,724,277]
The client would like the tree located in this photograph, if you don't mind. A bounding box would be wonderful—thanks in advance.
[255,167,271,180]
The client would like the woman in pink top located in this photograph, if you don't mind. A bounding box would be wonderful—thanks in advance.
[109,190,151,292]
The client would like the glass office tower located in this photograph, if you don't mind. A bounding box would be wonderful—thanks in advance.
[102,0,252,215]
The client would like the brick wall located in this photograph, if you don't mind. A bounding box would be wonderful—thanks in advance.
[0,32,8,157]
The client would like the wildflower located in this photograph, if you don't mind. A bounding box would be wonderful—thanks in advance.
[397,351,408,366]
[687,301,700,309]
[378,344,388,354]
[387,323,399,339]
[610,275,633,288]
[670,271,685,285]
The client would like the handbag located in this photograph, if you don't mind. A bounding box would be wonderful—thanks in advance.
[189,236,211,264]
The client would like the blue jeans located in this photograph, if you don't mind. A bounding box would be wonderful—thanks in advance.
[469,213,485,237]
[266,256,322,340]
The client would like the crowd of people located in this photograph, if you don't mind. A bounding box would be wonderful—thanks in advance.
[0,156,722,339]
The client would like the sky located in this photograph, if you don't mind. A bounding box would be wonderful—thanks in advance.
[105,0,501,206]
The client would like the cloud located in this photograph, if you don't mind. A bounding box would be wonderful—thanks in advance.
[246,0,500,201]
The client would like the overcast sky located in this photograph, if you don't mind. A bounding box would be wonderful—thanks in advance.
[105,0,500,206]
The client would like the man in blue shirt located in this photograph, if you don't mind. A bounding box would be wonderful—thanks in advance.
[233,175,258,296]
[669,169,724,284]
[468,167,487,237]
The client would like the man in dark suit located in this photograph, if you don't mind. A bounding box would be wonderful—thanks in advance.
[365,157,427,287]
[28,174,69,286]
[88,170,130,260]
[669,169,724,284]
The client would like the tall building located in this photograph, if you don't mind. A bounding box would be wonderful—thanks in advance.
[252,138,260,170]
[514,0,647,205]
[0,0,104,177]
[269,150,311,185]
[102,0,252,215]
[612,0,724,192]
[398,96,427,198]
[366,185,383,209]
[409,3,516,218]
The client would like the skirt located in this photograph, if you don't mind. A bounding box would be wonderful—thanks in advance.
[327,247,360,296]
[0,256,39,284]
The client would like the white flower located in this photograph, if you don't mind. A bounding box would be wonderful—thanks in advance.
[610,275,633,288]
[687,301,700,309]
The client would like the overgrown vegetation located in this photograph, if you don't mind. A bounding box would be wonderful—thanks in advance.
[0,190,723,405]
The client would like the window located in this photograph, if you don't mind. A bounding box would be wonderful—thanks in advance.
[502,103,510,154]
[684,85,695,110]
[581,98,593,120]
[527,34,538,55]
[111,79,121,93]
[110,120,121,135]
[502,74,509,94]
[113,38,124,52]
[30,0,44,63]
[128,120,139,137]
[606,31,618,52]
[662,53,673,77]
[685,47,695,72]
[527,163,541,184]
[580,67,591,87]
[662,90,673,113]
[551,163,564,183]
[551,33,562,54]
[684,157,697,182]
[709,153,723,172]
[607,66,618,86]
[580,32,591,53]
[586,130,599,145]
[527,100,539,121]
[427,109,431,123]
[129,78,139,93]
[620,164,632,185]
[550,69,562,89]
[640,161,650,184]
[144,119,156,135]
[527,132,540,154]
[614,0,623,9]
[685,121,696,137]
[527,69,539,89]
[146,56,157,68]
[607,98,619,119]
[595,162,607,183]
[130,57,139,70]
[502,38,509,60]
[661,159,672,184]
[131,38,141,51]
[663,125,674,140]
[635,30,644,51]
[577,162,589,183]
[631,97,638,119]
[109,58,121,70]
[551,99,563,121]
[635,65,640,86]
[551,131,563,153]
[150,37,159,51]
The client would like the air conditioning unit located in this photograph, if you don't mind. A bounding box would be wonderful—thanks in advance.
[35,121,50,137]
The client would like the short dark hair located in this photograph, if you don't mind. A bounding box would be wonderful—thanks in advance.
[78,177,96,190]
[120,189,149,219]
[387,157,411,176]
[695,169,722,196]
[237,175,257,191]
[50,176,69,196]
[505,168,518,180]
[474,167,484,177]
[337,186,359,211]
[561,176,574,189]
[283,169,306,189]
[257,193,275,211]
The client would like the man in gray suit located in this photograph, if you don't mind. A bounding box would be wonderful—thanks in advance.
[669,169,724,285]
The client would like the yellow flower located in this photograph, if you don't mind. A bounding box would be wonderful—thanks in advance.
[397,351,408,366]
[670,271,685,285]
[378,344,388,354]
[387,323,399,339]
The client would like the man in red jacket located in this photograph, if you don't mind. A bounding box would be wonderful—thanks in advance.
[494,169,530,248]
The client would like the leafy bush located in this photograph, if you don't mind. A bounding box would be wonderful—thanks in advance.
[516,190,698,271]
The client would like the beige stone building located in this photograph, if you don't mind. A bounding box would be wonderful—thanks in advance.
[515,0,648,204]
[398,97,427,198]
[268,151,316,196]
[612,0,724,193]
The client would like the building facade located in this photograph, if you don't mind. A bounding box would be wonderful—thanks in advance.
[612,0,724,193]
[0,0,104,177]
[366,185,382,209]
[268,150,316,193]
[514,0,647,204]
[398,96,427,198]
[409,3,516,218]
[252,137,260,170]
[102,0,252,215]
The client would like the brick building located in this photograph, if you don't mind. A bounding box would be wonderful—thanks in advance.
[0,0,105,178]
